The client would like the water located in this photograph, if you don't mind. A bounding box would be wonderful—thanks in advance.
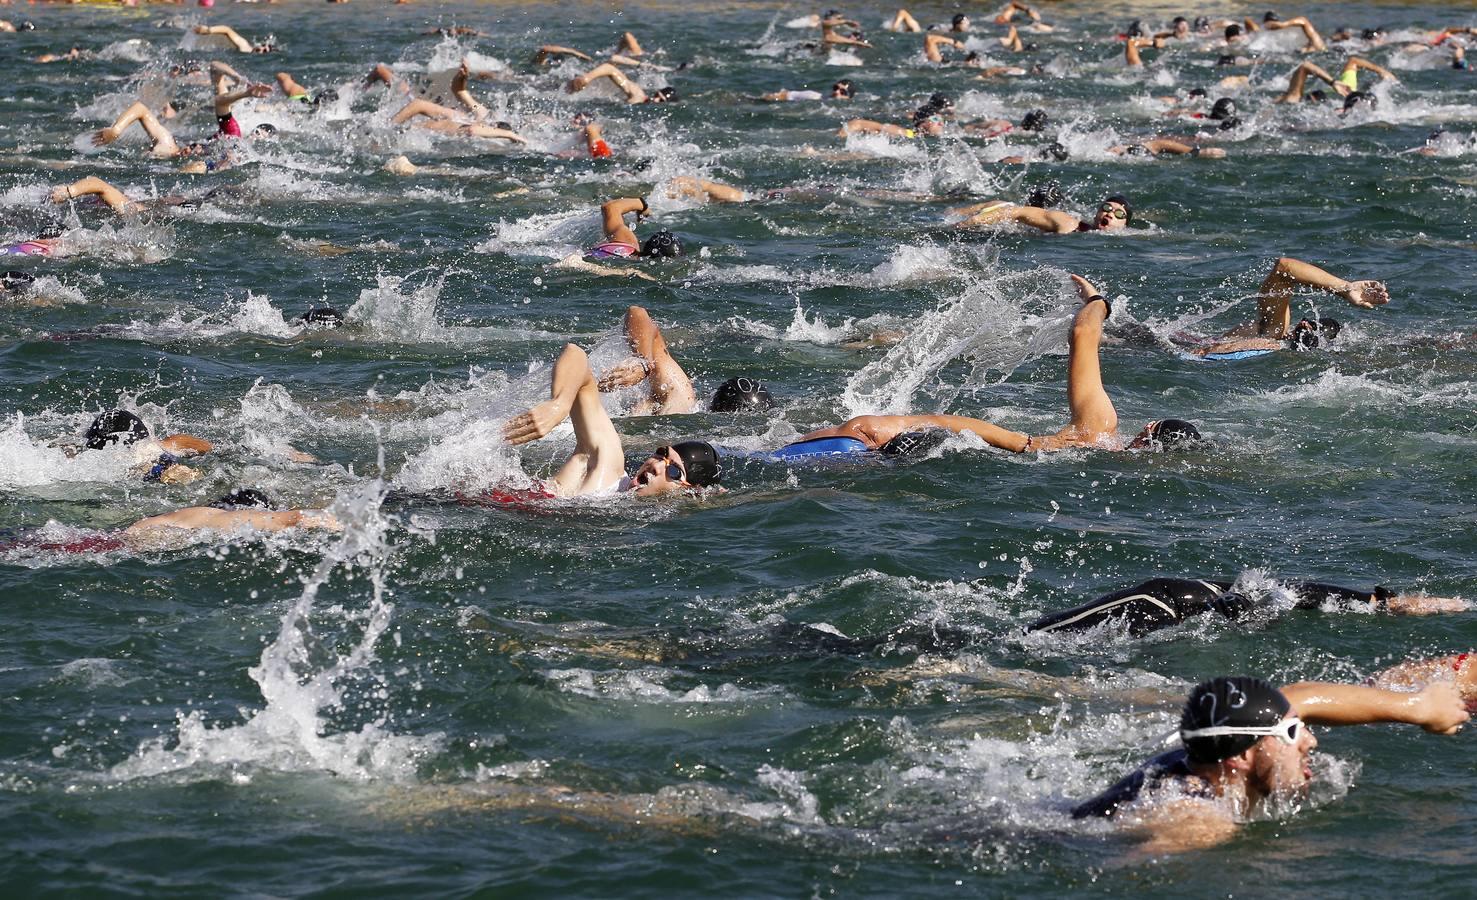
[2,0,1476,894]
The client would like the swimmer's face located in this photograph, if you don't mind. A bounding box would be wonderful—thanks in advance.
[953,16,970,31]
[919,116,945,137]
[1096,200,1129,231]
[632,447,690,496]
[1174,21,1190,38]
[1250,721,1317,798]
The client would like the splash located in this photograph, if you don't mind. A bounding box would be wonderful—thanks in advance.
[345,273,451,342]
[110,479,442,783]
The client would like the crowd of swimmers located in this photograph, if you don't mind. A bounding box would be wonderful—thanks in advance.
[4,2,1476,854]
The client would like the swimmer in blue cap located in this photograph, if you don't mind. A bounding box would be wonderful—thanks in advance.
[1071,676,1467,852]
[503,344,721,498]
[785,274,1199,455]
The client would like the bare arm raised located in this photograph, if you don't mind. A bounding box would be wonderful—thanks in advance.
[503,344,627,497]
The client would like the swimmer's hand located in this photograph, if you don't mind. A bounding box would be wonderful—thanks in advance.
[158,463,200,485]
[1341,280,1389,309]
[1413,681,1471,734]
[1069,274,1100,300]
[248,83,272,98]
[504,400,567,446]
[598,359,649,391]
[91,127,120,147]
[285,446,321,464]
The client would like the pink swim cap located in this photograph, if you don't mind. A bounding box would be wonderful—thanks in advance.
[199,0,215,7]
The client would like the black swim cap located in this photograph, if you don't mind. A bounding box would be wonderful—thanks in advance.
[640,230,683,258]
[299,307,343,327]
[1141,418,1201,449]
[37,222,65,240]
[1218,116,1241,131]
[670,440,721,487]
[651,87,678,103]
[1174,16,1188,27]
[1188,87,1208,98]
[252,122,278,137]
[1343,91,1377,112]
[1104,194,1133,224]
[1026,180,1063,208]
[311,88,339,108]
[1225,24,1242,39]
[1020,109,1049,131]
[1290,317,1340,349]
[1193,16,1211,31]
[710,377,774,412]
[494,121,513,131]
[1181,676,1291,764]
[212,488,275,510]
[1263,11,1281,23]
[1040,141,1070,162]
[1308,89,1327,102]
[952,13,967,27]
[928,92,954,111]
[1210,98,1237,120]
[85,410,149,450]
[1361,28,1383,41]
[878,429,948,457]
[20,21,35,31]
[1126,20,1145,38]
[1,270,35,291]
[1216,54,1238,67]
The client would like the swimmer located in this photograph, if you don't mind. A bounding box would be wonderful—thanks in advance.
[586,197,684,260]
[840,103,945,139]
[819,11,870,49]
[71,409,212,484]
[1224,256,1388,343]
[1028,577,1467,636]
[35,46,86,64]
[273,71,335,108]
[1107,138,1227,159]
[955,193,1133,233]
[124,490,339,540]
[89,104,253,173]
[0,270,36,298]
[1071,676,1467,852]
[1124,36,1167,67]
[923,33,966,64]
[1277,57,1396,103]
[596,306,697,415]
[501,343,721,498]
[760,79,853,102]
[209,62,273,138]
[884,9,921,33]
[192,24,275,54]
[959,107,1049,138]
[786,274,1200,455]
[49,176,236,217]
[533,45,593,66]
[566,62,676,104]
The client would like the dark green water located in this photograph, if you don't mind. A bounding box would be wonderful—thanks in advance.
[2,0,1476,895]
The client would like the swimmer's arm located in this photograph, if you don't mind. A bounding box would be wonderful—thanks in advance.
[276,72,310,97]
[888,415,1030,452]
[216,83,271,110]
[1127,799,1240,855]
[452,60,487,116]
[1010,206,1081,233]
[209,61,247,89]
[158,433,214,456]
[194,25,254,53]
[534,45,593,64]
[666,176,746,203]
[1347,56,1398,81]
[51,176,134,214]
[599,197,645,244]
[1281,681,1469,733]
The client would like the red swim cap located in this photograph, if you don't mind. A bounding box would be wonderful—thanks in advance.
[590,139,612,158]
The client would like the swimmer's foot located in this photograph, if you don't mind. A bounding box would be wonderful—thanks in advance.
[1342,279,1389,308]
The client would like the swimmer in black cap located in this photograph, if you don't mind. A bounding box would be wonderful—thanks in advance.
[711,377,774,413]
[124,492,339,540]
[1072,676,1467,851]
[503,344,721,498]
[299,307,344,327]
[955,193,1133,233]
[1264,15,1327,52]
[1208,256,1387,351]
[585,198,685,261]
[77,409,214,483]
[0,270,36,296]
[595,306,697,415]
[1028,576,1467,636]
[786,274,1199,454]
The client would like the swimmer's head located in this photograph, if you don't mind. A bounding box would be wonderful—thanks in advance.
[1225,24,1243,43]
[1180,677,1292,764]
[831,79,854,99]
[1210,97,1237,120]
[1026,180,1063,208]
[640,230,683,258]
[1097,194,1132,229]
[878,429,948,457]
[1308,89,1328,103]
[1342,91,1377,112]
[310,88,339,109]
[250,122,278,140]
[1,270,36,292]
[1289,317,1340,349]
[1188,87,1208,99]
[927,92,955,114]
[1361,27,1384,43]
[85,410,149,450]
[1263,11,1281,23]
[1020,109,1049,131]
[212,488,275,510]
[633,441,722,494]
[1126,20,1146,38]
[1217,116,1241,131]
[1039,141,1070,162]
[951,13,970,31]
[1173,16,1189,37]
[1215,54,1239,67]
[252,42,276,54]
[1193,16,1211,34]
[299,307,343,328]
[19,20,36,31]
[494,121,513,131]
[710,377,774,412]
[1129,418,1202,450]
[649,87,678,104]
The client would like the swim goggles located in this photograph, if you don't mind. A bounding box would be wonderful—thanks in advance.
[1097,203,1129,220]
[639,447,687,486]
[1177,715,1304,747]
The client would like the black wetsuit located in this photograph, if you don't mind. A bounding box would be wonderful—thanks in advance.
[1072,748,1211,819]
[1026,578,1390,636]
